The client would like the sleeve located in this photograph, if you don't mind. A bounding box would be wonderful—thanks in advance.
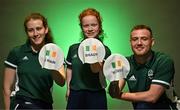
[104,46,111,60]
[152,56,175,88]
[4,48,18,69]
[65,46,72,69]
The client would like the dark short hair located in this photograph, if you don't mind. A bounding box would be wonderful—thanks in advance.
[130,24,153,37]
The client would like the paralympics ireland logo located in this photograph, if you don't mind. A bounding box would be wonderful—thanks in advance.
[103,54,130,81]
[83,45,98,63]
[45,50,57,64]
[39,43,64,71]
[84,45,97,57]
[148,69,154,79]
[111,60,123,74]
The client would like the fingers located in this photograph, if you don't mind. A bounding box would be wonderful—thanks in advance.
[108,80,122,98]
[90,62,103,73]
[65,89,70,101]
[65,94,68,101]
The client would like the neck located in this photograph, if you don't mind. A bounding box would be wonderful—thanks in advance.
[134,51,153,64]
[31,42,45,53]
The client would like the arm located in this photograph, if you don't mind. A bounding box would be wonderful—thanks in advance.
[65,67,72,101]
[117,53,174,103]
[52,65,65,87]
[90,45,111,73]
[120,84,165,103]
[3,67,16,110]
[119,78,126,91]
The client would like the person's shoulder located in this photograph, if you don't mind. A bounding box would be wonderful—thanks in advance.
[10,43,26,53]
[154,51,174,63]
[103,44,111,51]
[103,44,108,47]
[126,54,133,62]
[155,51,172,59]
[68,43,80,51]
[104,45,110,49]
[69,43,80,48]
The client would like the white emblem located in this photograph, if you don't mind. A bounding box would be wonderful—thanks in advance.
[129,75,136,81]
[22,56,28,60]
[148,69,154,79]
[73,54,77,58]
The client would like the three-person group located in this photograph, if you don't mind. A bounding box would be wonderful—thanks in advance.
[3,8,177,110]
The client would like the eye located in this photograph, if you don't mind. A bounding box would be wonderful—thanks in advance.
[131,37,138,41]
[27,28,33,33]
[82,24,89,28]
[142,37,149,41]
[36,27,43,31]
[91,23,97,27]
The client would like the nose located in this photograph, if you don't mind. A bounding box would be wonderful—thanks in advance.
[33,30,38,36]
[137,39,142,44]
[137,39,143,46]
[87,26,93,31]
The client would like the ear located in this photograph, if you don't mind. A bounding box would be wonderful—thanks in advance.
[45,27,49,34]
[151,38,155,46]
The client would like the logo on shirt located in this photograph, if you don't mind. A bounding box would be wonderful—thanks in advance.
[148,69,154,79]
[22,56,29,61]
[129,75,136,81]
[72,54,77,59]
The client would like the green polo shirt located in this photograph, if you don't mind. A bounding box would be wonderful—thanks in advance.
[126,51,174,101]
[4,42,53,104]
[126,51,174,92]
[66,43,111,91]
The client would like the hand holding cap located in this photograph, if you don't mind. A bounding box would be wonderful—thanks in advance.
[38,43,64,71]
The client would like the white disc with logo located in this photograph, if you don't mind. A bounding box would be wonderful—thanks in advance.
[38,43,64,71]
[103,53,130,82]
[78,38,105,64]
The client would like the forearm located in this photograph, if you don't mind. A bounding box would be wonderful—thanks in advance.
[120,91,154,102]
[120,85,165,103]
[3,89,11,110]
[52,72,65,86]
[66,68,72,89]
[3,67,16,110]
[65,68,72,100]
[52,66,65,86]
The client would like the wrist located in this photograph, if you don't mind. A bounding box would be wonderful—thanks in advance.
[118,92,123,99]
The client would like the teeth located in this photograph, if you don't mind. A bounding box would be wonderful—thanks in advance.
[136,47,143,50]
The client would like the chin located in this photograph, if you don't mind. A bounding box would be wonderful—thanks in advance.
[136,54,144,56]
[33,42,43,46]
[134,51,145,56]
[87,36,96,38]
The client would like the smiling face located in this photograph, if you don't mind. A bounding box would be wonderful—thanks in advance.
[130,29,154,56]
[81,15,100,38]
[26,19,48,46]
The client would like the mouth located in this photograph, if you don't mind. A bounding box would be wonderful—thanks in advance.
[135,47,144,51]
[33,36,40,40]
[31,36,42,43]
[87,33,94,36]
[86,32,98,37]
